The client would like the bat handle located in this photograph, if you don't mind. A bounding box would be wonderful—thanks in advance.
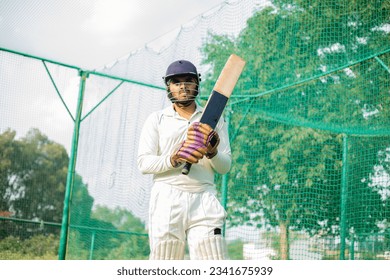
[181,162,192,175]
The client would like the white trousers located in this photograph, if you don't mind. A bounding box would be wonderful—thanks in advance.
[148,183,227,259]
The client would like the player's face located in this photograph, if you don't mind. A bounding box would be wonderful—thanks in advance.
[168,76,198,104]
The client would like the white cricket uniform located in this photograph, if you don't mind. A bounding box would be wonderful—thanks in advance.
[137,104,231,259]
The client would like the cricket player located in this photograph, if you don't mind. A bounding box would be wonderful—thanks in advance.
[137,60,231,260]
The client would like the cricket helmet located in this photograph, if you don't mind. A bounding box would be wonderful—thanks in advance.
[163,60,201,85]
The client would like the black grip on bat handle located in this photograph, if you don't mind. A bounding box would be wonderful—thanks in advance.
[182,162,192,175]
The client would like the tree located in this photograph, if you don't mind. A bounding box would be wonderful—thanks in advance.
[0,128,69,239]
[201,0,389,259]
[13,129,68,221]
[0,129,22,216]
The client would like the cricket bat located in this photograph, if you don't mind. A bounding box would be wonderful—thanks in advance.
[182,54,246,175]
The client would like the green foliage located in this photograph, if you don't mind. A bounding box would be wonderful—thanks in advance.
[70,174,94,226]
[63,231,90,260]
[91,206,146,233]
[0,127,149,259]
[13,128,68,221]
[0,234,58,260]
[200,0,390,260]
[106,236,149,260]
[0,128,69,239]
[66,206,149,260]
[227,239,244,260]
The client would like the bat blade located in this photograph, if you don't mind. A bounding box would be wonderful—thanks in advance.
[199,91,229,129]
[182,54,246,175]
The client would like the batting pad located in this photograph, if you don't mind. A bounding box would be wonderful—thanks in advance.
[150,239,185,260]
[194,235,228,260]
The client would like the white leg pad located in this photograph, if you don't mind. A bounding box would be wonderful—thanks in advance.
[194,235,228,260]
[150,240,185,260]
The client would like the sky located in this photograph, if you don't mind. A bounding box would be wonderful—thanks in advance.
[0,0,226,69]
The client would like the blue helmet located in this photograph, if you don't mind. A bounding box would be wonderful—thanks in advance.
[163,60,201,85]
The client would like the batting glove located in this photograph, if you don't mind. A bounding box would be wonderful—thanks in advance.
[187,122,220,159]
[170,140,207,167]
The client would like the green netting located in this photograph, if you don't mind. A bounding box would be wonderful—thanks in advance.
[1,0,389,260]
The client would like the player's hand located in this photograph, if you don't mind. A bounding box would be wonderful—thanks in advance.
[187,122,220,159]
[170,140,207,167]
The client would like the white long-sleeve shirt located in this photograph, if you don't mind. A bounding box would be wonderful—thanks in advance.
[137,104,231,192]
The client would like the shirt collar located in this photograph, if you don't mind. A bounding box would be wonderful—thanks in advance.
[163,103,204,117]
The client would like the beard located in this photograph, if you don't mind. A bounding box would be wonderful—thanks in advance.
[174,99,194,107]
[168,88,198,107]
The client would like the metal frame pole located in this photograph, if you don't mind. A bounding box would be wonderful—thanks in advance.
[221,109,231,236]
[58,70,88,260]
[340,134,349,260]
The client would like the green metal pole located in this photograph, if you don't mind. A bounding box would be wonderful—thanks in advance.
[58,70,88,260]
[374,56,390,74]
[340,134,349,260]
[221,110,231,236]
[89,231,96,260]
[350,234,355,260]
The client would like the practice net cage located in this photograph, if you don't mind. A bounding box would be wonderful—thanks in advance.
[0,0,389,260]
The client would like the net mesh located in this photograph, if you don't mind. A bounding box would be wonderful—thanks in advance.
[1,0,389,260]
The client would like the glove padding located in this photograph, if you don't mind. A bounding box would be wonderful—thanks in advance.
[170,140,207,167]
[187,122,220,158]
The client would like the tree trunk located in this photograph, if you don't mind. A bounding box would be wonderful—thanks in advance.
[279,222,289,260]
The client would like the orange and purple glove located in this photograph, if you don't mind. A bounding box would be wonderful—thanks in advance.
[170,122,220,168]
[170,140,207,167]
[186,122,220,159]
